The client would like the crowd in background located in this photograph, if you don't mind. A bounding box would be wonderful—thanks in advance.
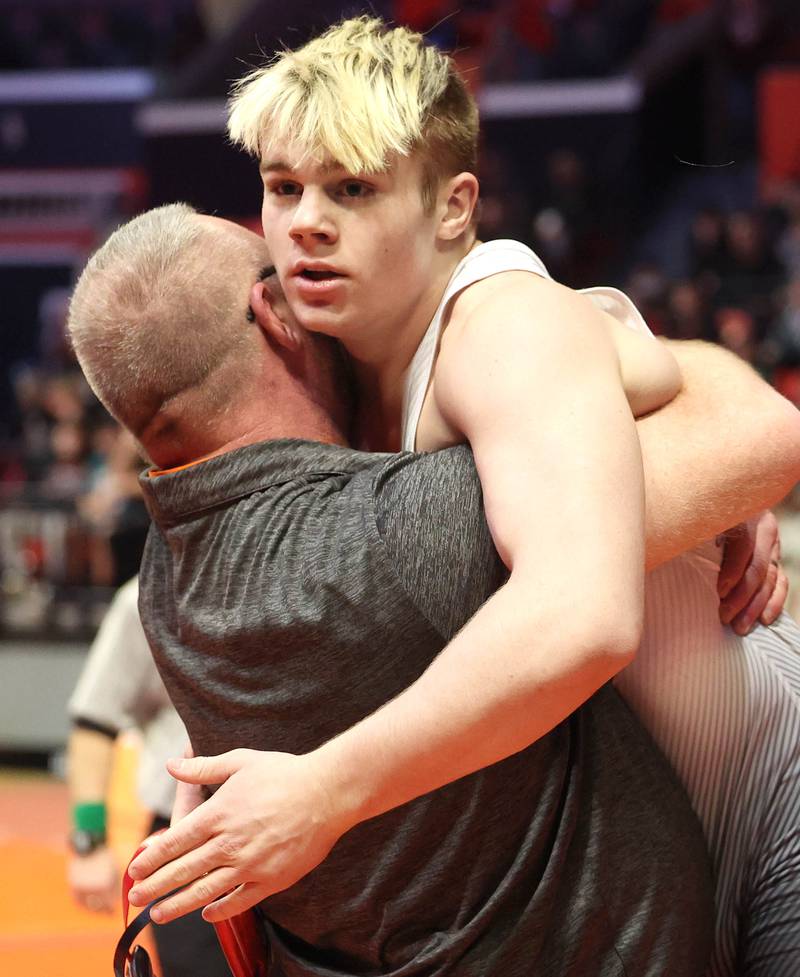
[4,1,798,79]
[3,160,800,629]
[628,183,800,381]
[0,309,149,635]
[1,0,800,634]
[0,0,206,71]
[5,159,799,491]
[474,142,800,395]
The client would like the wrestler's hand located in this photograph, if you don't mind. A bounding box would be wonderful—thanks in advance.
[125,748,347,924]
[718,511,787,634]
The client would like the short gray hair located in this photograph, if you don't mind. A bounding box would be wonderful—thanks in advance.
[67,203,255,436]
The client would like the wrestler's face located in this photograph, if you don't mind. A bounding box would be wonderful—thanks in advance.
[196,214,349,415]
[259,145,445,357]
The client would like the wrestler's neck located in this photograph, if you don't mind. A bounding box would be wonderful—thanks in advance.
[351,237,480,452]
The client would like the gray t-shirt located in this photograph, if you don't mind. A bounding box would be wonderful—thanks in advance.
[139,439,713,977]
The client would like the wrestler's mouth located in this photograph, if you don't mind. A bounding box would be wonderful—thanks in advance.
[291,264,348,300]
[300,269,343,281]
[291,261,346,281]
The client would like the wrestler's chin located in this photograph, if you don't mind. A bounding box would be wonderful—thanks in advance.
[291,301,355,340]
[287,282,349,334]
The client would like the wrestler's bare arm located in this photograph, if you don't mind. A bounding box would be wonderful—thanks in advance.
[640,339,800,569]
[316,272,647,817]
[417,284,680,451]
[310,302,800,832]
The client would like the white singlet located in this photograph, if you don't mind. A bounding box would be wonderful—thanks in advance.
[401,239,800,977]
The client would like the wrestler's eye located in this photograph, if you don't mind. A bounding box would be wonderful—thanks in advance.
[338,181,372,199]
[271,181,301,196]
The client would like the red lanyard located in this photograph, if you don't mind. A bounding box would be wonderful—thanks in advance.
[115,833,269,977]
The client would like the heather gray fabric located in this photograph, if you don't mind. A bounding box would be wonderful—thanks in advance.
[139,439,713,977]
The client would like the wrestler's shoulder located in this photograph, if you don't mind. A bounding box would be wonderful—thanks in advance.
[442,271,605,368]
[449,268,568,324]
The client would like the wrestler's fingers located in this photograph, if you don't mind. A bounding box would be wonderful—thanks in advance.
[729,562,778,636]
[149,867,242,925]
[760,566,789,626]
[128,808,219,883]
[129,835,231,907]
[202,882,270,923]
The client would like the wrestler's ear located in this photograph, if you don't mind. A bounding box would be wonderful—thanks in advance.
[436,172,479,242]
[248,281,301,352]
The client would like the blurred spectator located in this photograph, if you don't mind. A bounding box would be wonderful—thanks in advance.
[530,208,574,283]
[656,0,713,24]
[73,7,129,69]
[8,365,52,485]
[714,305,758,362]
[6,371,88,491]
[533,148,611,284]
[623,262,671,335]
[716,210,786,333]
[394,0,654,84]
[40,374,85,425]
[665,279,713,340]
[38,288,75,371]
[477,144,531,242]
[3,8,44,69]
[775,196,800,279]
[79,427,150,587]
[40,419,91,503]
[688,207,728,290]
[482,1,554,83]
[0,0,206,71]
[545,149,594,230]
[762,279,800,370]
[0,361,148,636]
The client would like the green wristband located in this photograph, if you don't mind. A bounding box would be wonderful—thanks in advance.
[73,801,107,835]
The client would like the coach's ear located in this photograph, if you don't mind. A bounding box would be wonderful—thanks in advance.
[248,281,301,352]
[436,171,479,242]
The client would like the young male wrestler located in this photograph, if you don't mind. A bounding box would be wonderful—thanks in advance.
[68,206,800,977]
[223,18,800,974]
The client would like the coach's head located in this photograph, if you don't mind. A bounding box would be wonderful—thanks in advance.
[68,204,351,468]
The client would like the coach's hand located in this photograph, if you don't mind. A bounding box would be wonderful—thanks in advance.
[125,748,347,923]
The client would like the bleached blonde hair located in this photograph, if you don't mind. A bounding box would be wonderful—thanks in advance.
[67,203,258,437]
[228,16,478,210]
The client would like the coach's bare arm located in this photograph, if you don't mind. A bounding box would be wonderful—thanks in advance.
[642,339,800,570]
[127,334,800,923]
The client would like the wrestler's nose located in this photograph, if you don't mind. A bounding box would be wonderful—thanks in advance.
[289,189,337,247]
